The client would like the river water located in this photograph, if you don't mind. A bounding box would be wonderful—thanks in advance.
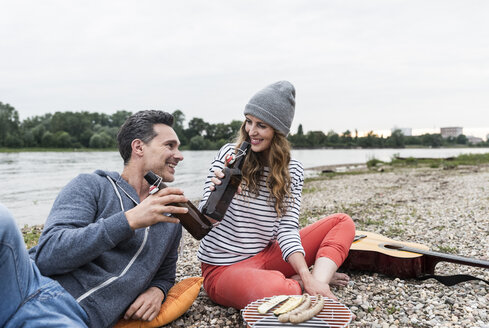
[1,147,488,226]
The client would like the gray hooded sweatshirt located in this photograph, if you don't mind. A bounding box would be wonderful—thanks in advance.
[29,170,182,328]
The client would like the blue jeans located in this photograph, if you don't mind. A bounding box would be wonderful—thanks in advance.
[0,204,89,327]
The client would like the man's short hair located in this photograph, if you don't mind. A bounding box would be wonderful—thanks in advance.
[117,110,174,164]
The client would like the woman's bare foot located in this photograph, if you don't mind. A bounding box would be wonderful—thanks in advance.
[291,272,350,289]
[330,272,350,286]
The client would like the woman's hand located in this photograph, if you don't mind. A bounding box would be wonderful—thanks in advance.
[209,169,225,191]
[287,252,338,300]
[209,169,242,194]
[301,274,337,301]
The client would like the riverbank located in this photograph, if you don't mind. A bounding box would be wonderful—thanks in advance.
[21,163,489,327]
[167,164,489,328]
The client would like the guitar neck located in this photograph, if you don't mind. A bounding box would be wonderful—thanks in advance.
[400,245,489,269]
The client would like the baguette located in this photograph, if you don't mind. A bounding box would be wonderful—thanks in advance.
[277,293,311,323]
[257,295,289,314]
[273,295,305,316]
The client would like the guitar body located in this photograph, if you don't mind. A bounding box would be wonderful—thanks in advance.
[341,231,437,279]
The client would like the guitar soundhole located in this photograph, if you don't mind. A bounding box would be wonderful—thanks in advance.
[382,243,403,250]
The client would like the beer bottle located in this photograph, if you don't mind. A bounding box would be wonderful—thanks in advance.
[202,141,251,221]
[144,171,212,240]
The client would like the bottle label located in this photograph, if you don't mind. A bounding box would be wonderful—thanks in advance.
[149,185,159,195]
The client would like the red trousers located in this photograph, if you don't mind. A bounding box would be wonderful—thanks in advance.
[201,213,355,309]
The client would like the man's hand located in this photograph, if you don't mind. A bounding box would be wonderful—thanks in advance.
[124,287,164,321]
[125,187,189,230]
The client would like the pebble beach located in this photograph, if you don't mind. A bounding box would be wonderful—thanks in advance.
[168,164,489,328]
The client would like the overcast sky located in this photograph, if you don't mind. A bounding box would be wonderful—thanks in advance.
[1,1,488,138]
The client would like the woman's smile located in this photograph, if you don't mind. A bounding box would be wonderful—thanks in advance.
[245,115,274,153]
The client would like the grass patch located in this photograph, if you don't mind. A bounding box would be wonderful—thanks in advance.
[391,156,419,166]
[389,152,489,169]
[385,227,405,238]
[436,245,458,254]
[298,208,324,227]
[22,225,43,249]
[304,170,374,184]
[366,158,384,168]
[362,218,385,226]
[302,186,319,194]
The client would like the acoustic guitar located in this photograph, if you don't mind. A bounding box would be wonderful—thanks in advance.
[341,230,489,280]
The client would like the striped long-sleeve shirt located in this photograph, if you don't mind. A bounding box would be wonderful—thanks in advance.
[197,143,305,266]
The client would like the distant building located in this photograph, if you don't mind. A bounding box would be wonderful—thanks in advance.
[467,136,483,144]
[391,127,412,136]
[440,127,463,138]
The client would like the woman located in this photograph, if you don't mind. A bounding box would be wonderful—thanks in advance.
[198,81,355,309]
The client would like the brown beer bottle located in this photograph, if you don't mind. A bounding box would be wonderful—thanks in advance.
[202,141,251,221]
[144,171,212,240]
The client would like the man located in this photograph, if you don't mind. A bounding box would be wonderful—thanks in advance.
[0,110,188,327]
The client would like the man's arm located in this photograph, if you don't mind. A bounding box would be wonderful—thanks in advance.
[34,174,135,275]
[34,174,188,276]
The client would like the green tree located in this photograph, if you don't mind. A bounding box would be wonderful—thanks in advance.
[22,130,37,147]
[172,109,187,145]
[288,124,308,148]
[386,129,405,148]
[297,124,304,136]
[41,131,56,147]
[229,120,243,139]
[0,102,21,146]
[326,130,339,146]
[30,125,47,146]
[110,110,132,127]
[307,131,327,147]
[189,135,210,150]
[5,134,23,147]
[51,111,90,142]
[358,131,380,148]
[89,132,112,148]
[420,134,443,148]
[340,130,353,147]
[456,134,468,145]
[209,123,233,142]
[80,130,94,147]
[54,131,72,148]
[186,117,208,140]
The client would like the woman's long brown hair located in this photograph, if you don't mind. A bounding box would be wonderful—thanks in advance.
[235,121,291,217]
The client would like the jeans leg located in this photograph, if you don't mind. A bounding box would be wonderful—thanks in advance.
[0,204,89,327]
[0,204,42,326]
[5,279,89,328]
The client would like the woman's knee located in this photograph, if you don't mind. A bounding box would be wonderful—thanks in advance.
[339,213,355,237]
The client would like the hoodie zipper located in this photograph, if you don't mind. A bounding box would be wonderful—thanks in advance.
[76,176,148,303]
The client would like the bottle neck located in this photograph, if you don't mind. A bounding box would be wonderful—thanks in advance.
[230,141,250,169]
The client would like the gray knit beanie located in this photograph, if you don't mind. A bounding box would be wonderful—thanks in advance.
[244,81,296,136]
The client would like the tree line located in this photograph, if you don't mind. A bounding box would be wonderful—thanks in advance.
[1,102,488,150]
